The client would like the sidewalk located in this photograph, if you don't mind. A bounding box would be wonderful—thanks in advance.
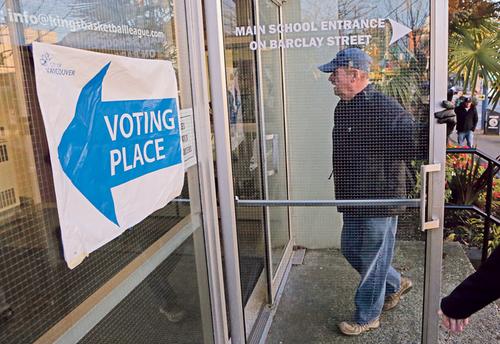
[475,132,499,158]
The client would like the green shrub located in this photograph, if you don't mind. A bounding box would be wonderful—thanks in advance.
[444,150,500,254]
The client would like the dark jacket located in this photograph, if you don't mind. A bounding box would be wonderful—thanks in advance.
[455,105,478,132]
[331,84,416,216]
[441,246,500,319]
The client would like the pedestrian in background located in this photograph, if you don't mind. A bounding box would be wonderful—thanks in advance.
[455,97,478,147]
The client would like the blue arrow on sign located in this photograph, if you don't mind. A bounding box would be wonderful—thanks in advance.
[58,62,182,226]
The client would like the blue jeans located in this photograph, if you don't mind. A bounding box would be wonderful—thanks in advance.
[341,215,401,324]
[457,130,473,147]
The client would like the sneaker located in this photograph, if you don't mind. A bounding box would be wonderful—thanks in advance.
[383,276,413,311]
[338,317,380,336]
[159,305,186,323]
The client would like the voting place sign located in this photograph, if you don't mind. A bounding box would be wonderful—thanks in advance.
[33,42,184,268]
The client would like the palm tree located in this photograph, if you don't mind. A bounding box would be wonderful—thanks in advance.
[449,0,499,33]
[448,1,500,107]
[449,27,500,105]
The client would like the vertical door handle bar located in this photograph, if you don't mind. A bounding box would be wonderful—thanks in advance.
[420,163,441,231]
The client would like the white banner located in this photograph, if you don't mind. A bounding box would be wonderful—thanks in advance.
[33,42,184,268]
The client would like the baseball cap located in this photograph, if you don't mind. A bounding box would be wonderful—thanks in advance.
[318,48,372,73]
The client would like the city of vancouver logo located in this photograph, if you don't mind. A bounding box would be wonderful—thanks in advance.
[40,52,52,66]
[40,51,75,76]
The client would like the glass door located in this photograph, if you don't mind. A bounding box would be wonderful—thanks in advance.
[261,0,445,342]
[220,0,270,337]
[219,0,293,336]
[208,0,447,341]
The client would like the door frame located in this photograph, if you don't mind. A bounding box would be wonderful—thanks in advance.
[203,0,247,342]
[422,0,448,343]
[184,0,233,342]
[204,0,449,343]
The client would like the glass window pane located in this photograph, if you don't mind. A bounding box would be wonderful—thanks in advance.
[0,1,213,343]
[79,236,211,344]
[258,0,290,276]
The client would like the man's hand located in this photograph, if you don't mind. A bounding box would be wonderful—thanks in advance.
[438,309,469,333]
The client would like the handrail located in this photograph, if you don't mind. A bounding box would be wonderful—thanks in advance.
[445,147,499,263]
[445,204,500,226]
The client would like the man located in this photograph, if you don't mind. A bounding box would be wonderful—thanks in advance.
[454,97,478,147]
[319,48,415,335]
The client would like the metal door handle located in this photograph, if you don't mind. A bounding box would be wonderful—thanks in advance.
[420,163,441,231]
